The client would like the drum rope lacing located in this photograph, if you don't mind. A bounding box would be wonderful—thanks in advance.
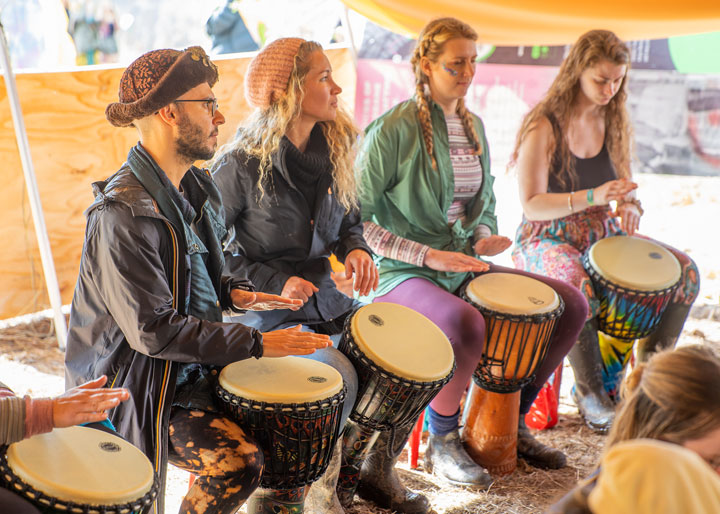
[0,448,160,514]
[339,310,456,456]
[462,291,565,394]
[215,386,347,489]
[581,252,681,341]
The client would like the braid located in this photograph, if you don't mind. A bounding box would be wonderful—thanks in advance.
[410,18,479,172]
[456,98,482,156]
[415,83,437,170]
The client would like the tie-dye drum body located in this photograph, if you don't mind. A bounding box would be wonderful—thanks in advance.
[582,236,681,340]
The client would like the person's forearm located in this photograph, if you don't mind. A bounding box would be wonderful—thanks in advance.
[363,222,429,266]
[523,190,595,221]
[23,396,54,439]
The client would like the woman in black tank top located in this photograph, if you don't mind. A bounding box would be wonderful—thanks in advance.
[508,30,699,435]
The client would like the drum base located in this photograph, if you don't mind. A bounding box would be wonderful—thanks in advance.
[246,486,307,514]
[461,384,520,476]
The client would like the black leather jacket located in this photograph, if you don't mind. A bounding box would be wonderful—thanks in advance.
[213,135,372,332]
[65,151,261,513]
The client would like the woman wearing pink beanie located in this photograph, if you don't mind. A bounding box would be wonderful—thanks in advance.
[211,38,424,514]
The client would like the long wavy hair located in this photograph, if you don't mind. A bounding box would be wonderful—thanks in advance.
[510,30,632,190]
[410,17,483,171]
[606,345,720,451]
[213,40,359,211]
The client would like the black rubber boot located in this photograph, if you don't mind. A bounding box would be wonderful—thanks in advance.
[567,320,616,433]
[636,304,692,362]
[517,416,567,469]
[425,430,493,489]
[356,424,430,514]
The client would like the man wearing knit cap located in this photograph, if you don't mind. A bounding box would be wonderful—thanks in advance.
[65,46,332,514]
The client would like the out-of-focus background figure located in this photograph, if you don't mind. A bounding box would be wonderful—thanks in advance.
[205,0,259,54]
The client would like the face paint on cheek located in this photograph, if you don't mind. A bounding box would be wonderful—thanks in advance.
[442,62,458,77]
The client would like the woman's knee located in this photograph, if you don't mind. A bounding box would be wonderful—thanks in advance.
[553,279,590,322]
[451,300,486,359]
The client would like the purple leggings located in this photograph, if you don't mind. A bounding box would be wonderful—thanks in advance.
[375,264,588,416]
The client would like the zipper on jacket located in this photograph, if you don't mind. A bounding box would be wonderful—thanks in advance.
[153,220,179,513]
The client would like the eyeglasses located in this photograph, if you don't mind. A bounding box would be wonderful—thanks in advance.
[173,98,219,117]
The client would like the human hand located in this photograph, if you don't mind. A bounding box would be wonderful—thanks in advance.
[261,325,332,357]
[616,202,641,235]
[344,249,379,296]
[593,178,638,205]
[231,289,303,311]
[424,248,490,273]
[52,375,129,428]
[331,271,354,297]
[473,235,512,257]
[281,276,319,303]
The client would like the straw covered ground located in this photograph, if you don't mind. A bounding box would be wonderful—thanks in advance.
[1,315,718,513]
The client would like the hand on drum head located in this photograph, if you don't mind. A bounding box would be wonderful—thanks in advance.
[473,235,512,257]
[281,276,319,303]
[615,202,641,235]
[261,325,332,357]
[424,248,490,273]
[594,178,638,205]
[52,375,130,428]
[231,289,303,311]
[344,249,379,296]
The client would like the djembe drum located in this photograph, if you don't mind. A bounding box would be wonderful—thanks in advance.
[0,425,158,514]
[336,303,455,505]
[582,235,682,395]
[461,273,564,475]
[582,235,681,340]
[215,356,345,514]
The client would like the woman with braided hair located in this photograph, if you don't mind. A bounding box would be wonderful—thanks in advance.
[510,30,700,433]
[358,17,587,503]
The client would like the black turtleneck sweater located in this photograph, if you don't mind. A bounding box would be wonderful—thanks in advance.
[283,125,333,213]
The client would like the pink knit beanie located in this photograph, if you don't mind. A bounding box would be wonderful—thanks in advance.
[245,37,305,109]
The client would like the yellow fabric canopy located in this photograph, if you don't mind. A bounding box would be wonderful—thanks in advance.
[342,0,720,45]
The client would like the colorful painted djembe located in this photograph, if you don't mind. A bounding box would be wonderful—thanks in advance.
[215,356,346,514]
[583,235,681,340]
[582,235,682,396]
[0,426,158,514]
[461,273,563,475]
[336,302,455,506]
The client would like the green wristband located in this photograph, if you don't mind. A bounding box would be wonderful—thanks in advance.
[587,188,595,206]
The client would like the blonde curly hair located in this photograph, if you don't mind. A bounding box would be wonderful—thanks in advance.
[510,30,633,190]
[213,41,360,211]
[410,17,483,171]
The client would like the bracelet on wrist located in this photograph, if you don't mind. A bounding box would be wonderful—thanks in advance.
[587,188,595,206]
[619,197,644,215]
[567,191,574,213]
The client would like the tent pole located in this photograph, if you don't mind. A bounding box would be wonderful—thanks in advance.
[0,22,67,349]
[342,6,358,70]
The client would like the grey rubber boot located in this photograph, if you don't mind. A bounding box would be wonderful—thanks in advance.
[356,424,430,514]
[636,303,692,362]
[567,320,616,433]
[517,416,567,469]
[305,438,345,513]
[425,429,494,488]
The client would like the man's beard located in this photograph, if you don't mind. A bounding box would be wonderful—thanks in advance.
[175,112,215,162]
